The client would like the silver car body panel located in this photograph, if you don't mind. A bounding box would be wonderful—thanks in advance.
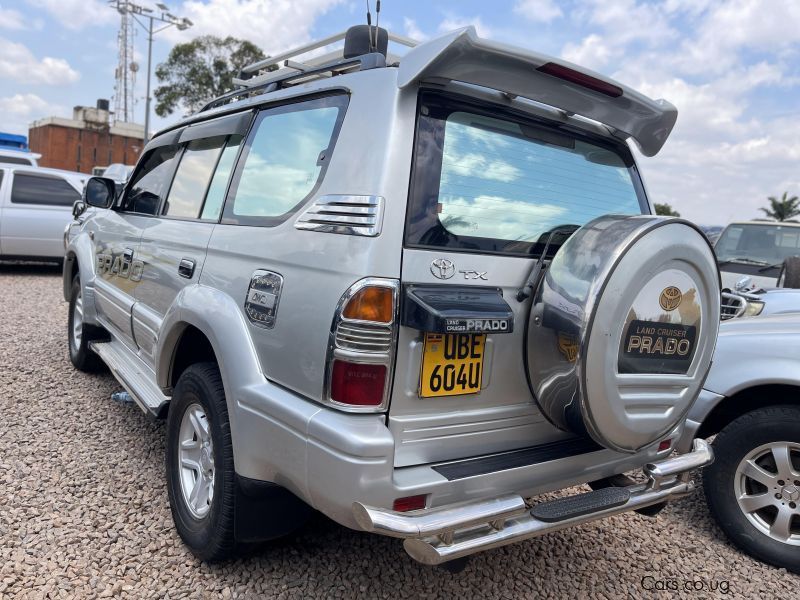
[678,313,800,452]
[0,165,85,258]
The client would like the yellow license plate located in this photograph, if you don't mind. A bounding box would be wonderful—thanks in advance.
[420,333,485,398]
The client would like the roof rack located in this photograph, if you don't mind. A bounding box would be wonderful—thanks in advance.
[199,28,418,113]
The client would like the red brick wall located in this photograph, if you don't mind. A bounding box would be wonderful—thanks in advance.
[28,124,144,174]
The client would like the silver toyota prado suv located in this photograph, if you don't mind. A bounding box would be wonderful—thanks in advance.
[64,25,720,567]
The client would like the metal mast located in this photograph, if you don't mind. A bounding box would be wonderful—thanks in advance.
[112,4,137,123]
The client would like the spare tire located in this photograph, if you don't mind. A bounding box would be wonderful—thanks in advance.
[526,215,720,453]
[779,256,800,288]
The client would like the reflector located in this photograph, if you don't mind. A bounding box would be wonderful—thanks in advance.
[393,495,427,512]
[330,360,387,406]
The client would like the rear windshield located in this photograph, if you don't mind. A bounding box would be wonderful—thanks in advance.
[406,92,647,256]
[716,223,800,265]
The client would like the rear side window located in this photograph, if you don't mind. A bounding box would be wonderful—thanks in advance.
[223,95,348,226]
[121,145,180,215]
[1,156,34,166]
[162,137,226,219]
[406,92,647,256]
[11,173,80,206]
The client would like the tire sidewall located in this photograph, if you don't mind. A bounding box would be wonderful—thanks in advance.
[704,406,800,573]
[68,277,91,367]
[166,364,235,560]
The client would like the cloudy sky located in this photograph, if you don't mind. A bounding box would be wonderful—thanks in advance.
[1,0,799,224]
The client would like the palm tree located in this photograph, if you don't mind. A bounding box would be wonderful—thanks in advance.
[760,192,800,222]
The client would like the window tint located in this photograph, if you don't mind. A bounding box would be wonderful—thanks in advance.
[163,137,225,219]
[11,173,80,206]
[120,145,180,215]
[225,95,347,224]
[406,93,646,256]
[201,136,241,221]
[0,156,34,166]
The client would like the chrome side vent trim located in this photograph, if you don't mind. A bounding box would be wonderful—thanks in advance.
[295,195,385,237]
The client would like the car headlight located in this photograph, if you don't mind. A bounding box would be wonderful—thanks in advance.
[744,300,765,316]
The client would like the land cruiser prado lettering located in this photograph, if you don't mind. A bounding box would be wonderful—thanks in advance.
[64,25,720,566]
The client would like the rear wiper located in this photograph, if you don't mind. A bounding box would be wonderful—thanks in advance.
[516,224,579,301]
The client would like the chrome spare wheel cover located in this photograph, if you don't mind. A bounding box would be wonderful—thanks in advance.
[71,290,83,350]
[735,441,800,545]
[178,403,215,519]
[527,215,720,453]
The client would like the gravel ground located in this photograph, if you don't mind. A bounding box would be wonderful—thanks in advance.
[0,264,797,599]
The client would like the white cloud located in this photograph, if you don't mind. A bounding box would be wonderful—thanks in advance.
[0,37,80,85]
[513,0,563,23]
[0,5,27,30]
[404,17,427,41]
[161,0,343,52]
[27,0,115,30]
[0,93,66,134]
[562,34,614,70]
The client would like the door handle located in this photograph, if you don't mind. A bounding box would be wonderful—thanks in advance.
[178,258,196,279]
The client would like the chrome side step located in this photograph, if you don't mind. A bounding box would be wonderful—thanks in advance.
[353,438,713,566]
[90,341,169,418]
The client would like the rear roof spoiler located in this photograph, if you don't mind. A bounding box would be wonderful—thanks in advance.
[397,27,677,157]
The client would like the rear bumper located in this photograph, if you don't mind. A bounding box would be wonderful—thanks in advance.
[353,438,713,565]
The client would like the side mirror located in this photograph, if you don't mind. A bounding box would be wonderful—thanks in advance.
[83,176,117,209]
[71,200,86,219]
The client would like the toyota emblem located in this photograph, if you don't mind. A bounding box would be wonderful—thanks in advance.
[430,258,456,280]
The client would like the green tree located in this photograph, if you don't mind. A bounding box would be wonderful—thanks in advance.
[154,36,266,117]
[654,202,680,217]
[760,191,800,222]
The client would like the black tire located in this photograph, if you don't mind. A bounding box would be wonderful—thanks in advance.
[68,275,105,372]
[166,363,237,562]
[780,256,800,288]
[703,406,800,574]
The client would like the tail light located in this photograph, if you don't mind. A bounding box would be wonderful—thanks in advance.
[324,278,398,412]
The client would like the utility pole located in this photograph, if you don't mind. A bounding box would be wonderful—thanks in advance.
[108,1,193,144]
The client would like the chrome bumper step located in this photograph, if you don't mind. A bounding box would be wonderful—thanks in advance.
[353,438,713,566]
[530,486,630,522]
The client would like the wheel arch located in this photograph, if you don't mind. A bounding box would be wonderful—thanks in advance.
[697,383,800,439]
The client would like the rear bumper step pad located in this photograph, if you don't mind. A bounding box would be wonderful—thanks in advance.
[531,487,630,523]
[353,438,713,565]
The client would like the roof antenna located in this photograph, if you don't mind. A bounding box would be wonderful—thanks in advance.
[374,0,381,50]
[365,0,374,52]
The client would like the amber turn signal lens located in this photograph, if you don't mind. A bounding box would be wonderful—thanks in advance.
[342,286,393,323]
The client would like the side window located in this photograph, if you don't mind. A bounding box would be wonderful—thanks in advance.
[223,95,347,225]
[10,173,80,206]
[201,136,241,221]
[162,137,226,219]
[120,145,180,215]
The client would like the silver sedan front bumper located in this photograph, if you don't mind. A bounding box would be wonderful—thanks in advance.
[353,438,713,565]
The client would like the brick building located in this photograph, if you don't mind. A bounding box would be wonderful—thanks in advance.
[29,99,145,174]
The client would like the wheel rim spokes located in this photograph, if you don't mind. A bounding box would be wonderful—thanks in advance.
[178,404,214,519]
[72,292,83,348]
[735,441,799,546]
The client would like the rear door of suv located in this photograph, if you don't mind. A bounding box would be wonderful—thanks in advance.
[390,90,651,466]
[134,113,251,367]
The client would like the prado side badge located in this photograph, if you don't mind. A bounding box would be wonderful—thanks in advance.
[244,270,283,329]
